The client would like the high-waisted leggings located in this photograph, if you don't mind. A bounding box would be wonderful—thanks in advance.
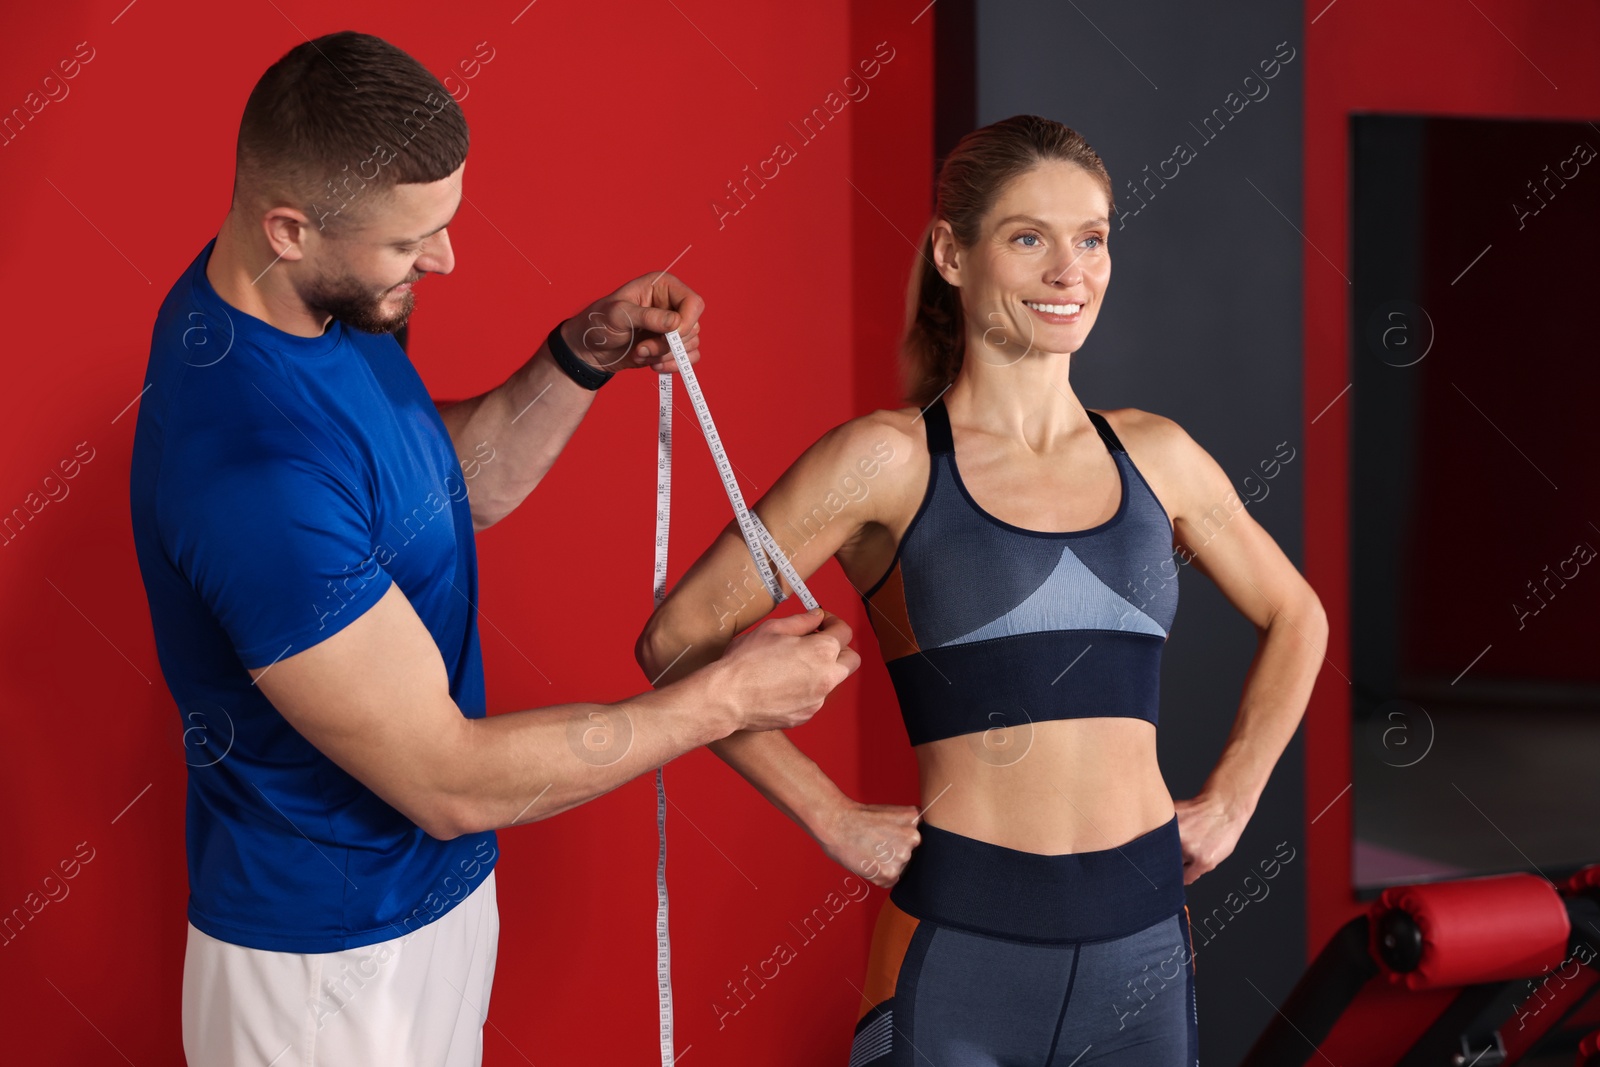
[849,816,1198,1066]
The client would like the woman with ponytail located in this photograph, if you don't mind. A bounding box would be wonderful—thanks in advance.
[637,114,1324,1063]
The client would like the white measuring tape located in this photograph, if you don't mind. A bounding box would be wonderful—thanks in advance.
[650,328,820,1064]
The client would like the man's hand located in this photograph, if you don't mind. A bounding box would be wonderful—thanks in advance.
[562,270,705,374]
[711,607,861,732]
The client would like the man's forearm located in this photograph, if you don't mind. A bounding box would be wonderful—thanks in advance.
[434,658,743,837]
[640,626,851,842]
[436,319,601,530]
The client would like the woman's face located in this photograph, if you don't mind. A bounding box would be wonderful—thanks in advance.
[934,161,1112,364]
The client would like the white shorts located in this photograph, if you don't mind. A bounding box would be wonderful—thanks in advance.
[182,870,499,1067]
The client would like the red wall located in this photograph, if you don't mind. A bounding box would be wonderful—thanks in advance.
[0,2,930,1063]
[1301,0,1600,954]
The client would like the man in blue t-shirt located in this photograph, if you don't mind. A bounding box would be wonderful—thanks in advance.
[130,31,860,1067]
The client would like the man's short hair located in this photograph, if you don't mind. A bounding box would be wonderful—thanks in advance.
[235,30,469,233]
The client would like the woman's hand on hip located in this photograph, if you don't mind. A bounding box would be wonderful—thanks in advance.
[817,800,922,889]
[1174,792,1249,885]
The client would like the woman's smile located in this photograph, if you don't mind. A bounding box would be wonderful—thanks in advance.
[1022,298,1085,324]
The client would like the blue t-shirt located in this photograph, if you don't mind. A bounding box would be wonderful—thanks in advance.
[129,238,498,953]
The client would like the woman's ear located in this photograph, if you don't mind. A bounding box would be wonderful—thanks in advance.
[930,219,963,288]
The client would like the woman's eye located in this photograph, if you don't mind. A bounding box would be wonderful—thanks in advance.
[1082,235,1105,250]
[1014,233,1042,247]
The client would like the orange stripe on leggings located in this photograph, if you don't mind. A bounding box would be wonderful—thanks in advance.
[1184,904,1196,975]
[857,898,921,1023]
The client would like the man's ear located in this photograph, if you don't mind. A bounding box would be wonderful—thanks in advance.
[930,219,962,289]
[261,206,312,263]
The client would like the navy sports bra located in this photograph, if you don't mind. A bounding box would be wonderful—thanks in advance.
[860,398,1179,747]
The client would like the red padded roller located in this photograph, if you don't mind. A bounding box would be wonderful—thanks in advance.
[1562,865,1600,896]
[1369,873,1570,990]
[1578,1028,1600,1066]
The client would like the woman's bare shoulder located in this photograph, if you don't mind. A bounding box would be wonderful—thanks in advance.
[1094,406,1188,455]
[857,403,928,448]
[1095,407,1233,522]
[785,405,930,523]
[810,404,927,472]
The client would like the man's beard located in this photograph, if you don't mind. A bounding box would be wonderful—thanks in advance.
[300,265,417,335]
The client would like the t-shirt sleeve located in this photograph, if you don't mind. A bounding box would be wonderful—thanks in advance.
[161,419,394,672]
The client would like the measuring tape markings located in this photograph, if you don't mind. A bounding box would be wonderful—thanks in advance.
[653,366,675,1066]
[650,328,821,1064]
[661,329,820,613]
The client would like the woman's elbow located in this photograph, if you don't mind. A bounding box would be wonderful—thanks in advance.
[1281,589,1329,652]
[1302,589,1329,636]
[635,616,671,680]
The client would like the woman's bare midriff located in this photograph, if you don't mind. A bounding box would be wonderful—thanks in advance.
[913,718,1176,854]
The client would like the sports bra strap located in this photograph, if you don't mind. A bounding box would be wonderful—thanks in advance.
[1085,409,1126,454]
[926,397,1124,456]
[922,397,955,455]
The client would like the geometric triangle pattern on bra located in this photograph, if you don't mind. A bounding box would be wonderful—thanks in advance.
[896,466,1066,647]
[935,539,1168,648]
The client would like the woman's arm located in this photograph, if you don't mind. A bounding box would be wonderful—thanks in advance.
[1130,412,1329,885]
[636,411,924,885]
